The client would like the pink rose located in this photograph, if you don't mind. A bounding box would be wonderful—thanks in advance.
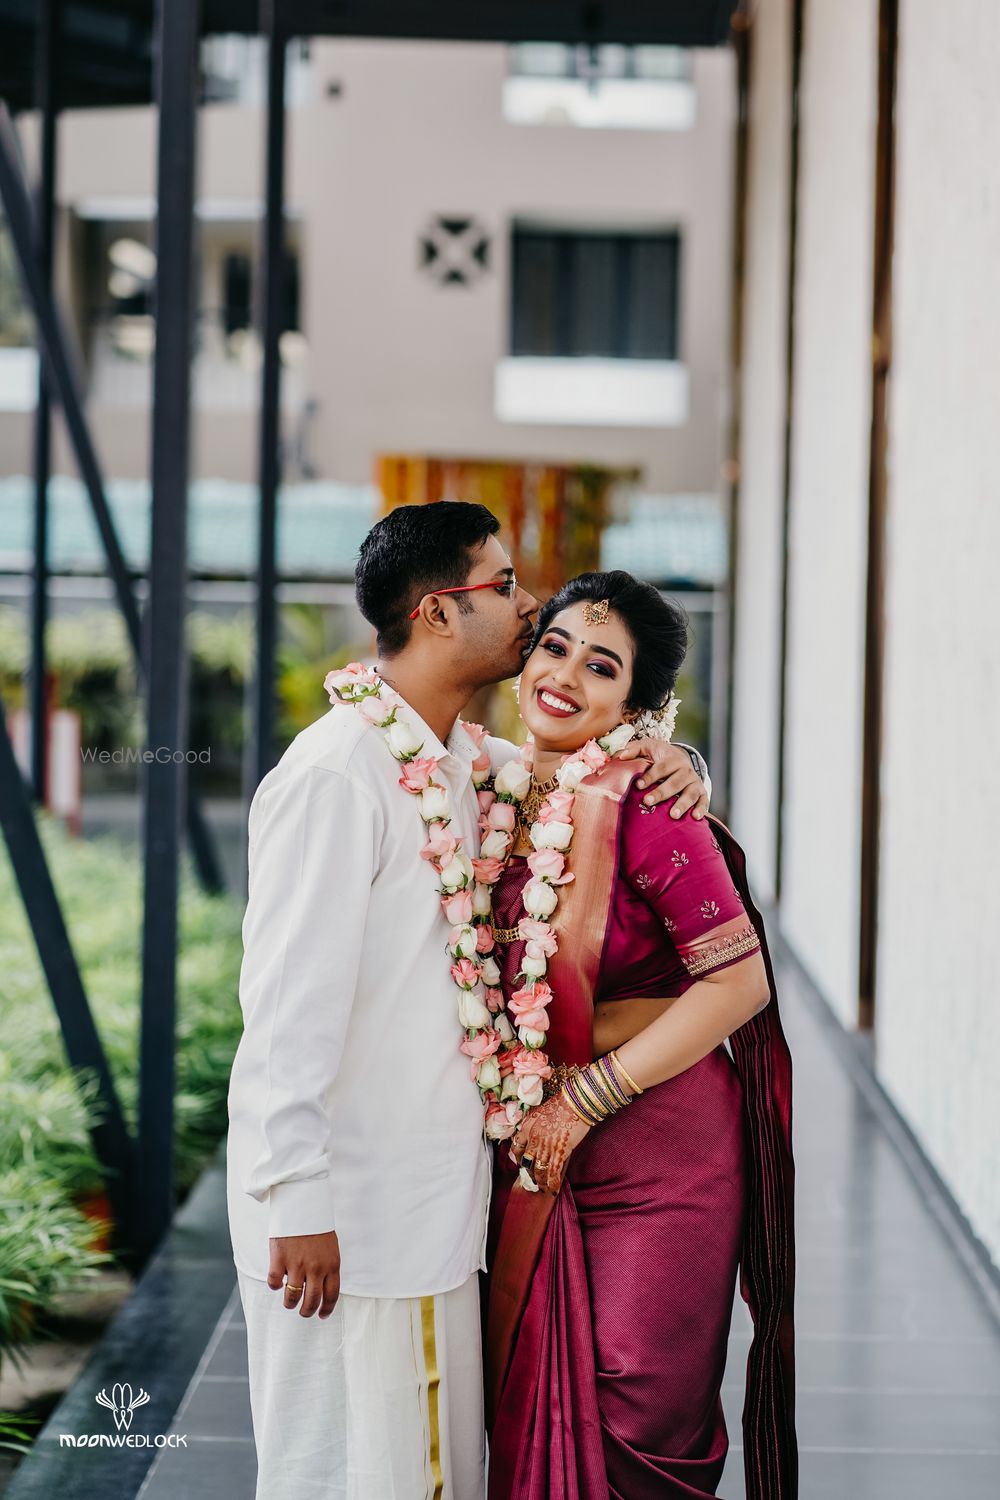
[485,1100,519,1141]
[323,662,378,699]
[487,802,517,833]
[472,751,491,778]
[518,920,558,957]
[512,1048,552,1078]
[498,1046,520,1076]
[460,1027,501,1079]
[398,755,440,793]
[578,739,609,773]
[472,856,505,885]
[441,890,474,925]
[450,958,479,989]
[527,848,573,884]
[421,828,459,865]
[477,927,496,955]
[477,789,497,815]
[463,721,488,747]
[513,1005,549,1032]
[537,789,575,823]
[484,985,503,1012]
[357,696,389,726]
[508,981,553,1019]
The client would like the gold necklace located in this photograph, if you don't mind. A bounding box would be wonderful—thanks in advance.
[514,770,561,846]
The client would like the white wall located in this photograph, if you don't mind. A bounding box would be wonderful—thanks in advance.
[875,0,1000,1264]
[778,0,879,1024]
[292,40,734,488]
[2,42,734,496]
[729,0,791,899]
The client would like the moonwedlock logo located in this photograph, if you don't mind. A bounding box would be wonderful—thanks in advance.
[58,1383,188,1448]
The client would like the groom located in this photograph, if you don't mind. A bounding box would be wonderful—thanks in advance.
[226,501,710,1499]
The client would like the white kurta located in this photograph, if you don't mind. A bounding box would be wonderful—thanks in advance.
[226,698,514,1298]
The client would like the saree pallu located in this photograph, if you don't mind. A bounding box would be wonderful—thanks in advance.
[486,761,797,1500]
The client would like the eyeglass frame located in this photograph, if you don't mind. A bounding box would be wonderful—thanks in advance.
[408,575,518,620]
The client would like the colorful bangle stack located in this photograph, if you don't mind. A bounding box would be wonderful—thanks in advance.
[560,1050,644,1127]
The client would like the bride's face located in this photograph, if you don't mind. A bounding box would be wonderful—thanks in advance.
[519,602,636,753]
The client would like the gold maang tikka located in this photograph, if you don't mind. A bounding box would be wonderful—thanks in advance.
[582,598,610,627]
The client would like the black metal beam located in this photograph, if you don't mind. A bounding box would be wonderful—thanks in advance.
[135,0,201,1264]
[0,696,133,1232]
[28,0,57,806]
[0,101,225,895]
[248,0,287,792]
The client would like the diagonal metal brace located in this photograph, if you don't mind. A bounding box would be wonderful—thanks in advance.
[0,100,225,894]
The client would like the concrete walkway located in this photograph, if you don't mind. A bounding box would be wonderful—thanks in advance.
[10,937,1000,1500]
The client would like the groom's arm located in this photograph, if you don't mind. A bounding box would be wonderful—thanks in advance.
[230,761,381,1259]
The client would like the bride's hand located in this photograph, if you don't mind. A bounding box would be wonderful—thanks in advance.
[618,739,709,819]
[510,1095,591,1195]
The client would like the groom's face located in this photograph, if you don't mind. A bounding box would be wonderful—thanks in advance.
[451,535,539,686]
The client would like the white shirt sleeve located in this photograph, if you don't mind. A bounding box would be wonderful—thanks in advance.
[230,760,382,1239]
[484,734,521,775]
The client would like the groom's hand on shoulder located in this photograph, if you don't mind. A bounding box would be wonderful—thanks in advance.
[618,739,710,820]
[268,1230,341,1319]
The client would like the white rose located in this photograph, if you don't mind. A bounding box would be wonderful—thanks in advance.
[516,1074,545,1107]
[471,883,493,917]
[556,760,588,791]
[420,786,450,823]
[451,925,478,959]
[518,1165,541,1193]
[500,1071,520,1099]
[439,849,474,891]
[495,1012,515,1043]
[521,953,547,979]
[480,829,510,860]
[519,1026,547,1049]
[458,987,492,1029]
[477,1056,502,1092]
[494,759,532,800]
[601,723,637,755]
[530,821,573,851]
[386,719,424,760]
[479,956,501,987]
[522,879,558,919]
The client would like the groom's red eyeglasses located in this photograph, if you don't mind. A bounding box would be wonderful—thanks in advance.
[408,576,518,620]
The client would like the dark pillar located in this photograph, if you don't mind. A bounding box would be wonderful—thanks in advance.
[29,0,58,805]
[136,0,201,1261]
[249,2,288,795]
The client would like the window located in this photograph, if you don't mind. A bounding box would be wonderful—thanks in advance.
[511,228,680,361]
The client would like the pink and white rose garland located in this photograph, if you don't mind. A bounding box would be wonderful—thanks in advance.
[323,663,640,1149]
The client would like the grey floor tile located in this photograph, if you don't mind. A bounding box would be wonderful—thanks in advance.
[138,1437,257,1500]
[202,1326,250,1379]
[175,1375,254,1440]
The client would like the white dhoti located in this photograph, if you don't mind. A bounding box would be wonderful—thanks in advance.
[237,1270,486,1500]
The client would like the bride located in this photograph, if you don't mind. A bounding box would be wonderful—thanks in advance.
[479,571,797,1500]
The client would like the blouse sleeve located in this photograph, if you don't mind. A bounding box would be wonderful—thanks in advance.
[620,784,761,980]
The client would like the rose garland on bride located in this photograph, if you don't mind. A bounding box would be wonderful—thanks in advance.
[323,664,667,1146]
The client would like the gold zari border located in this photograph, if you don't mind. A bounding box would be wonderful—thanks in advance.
[682,922,761,977]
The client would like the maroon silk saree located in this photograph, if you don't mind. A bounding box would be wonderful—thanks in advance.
[486,761,797,1499]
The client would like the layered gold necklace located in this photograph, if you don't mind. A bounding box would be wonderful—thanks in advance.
[513,770,561,847]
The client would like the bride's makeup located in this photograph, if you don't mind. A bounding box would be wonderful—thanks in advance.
[519,602,635,753]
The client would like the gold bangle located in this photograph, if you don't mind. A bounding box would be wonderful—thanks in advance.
[609,1049,643,1097]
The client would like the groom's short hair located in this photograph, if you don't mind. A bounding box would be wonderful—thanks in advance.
[355,501,501,656]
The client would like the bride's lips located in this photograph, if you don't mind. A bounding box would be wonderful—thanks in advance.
[535,685,581,718]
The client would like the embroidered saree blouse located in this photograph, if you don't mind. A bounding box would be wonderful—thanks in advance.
[492,780,761,1003]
